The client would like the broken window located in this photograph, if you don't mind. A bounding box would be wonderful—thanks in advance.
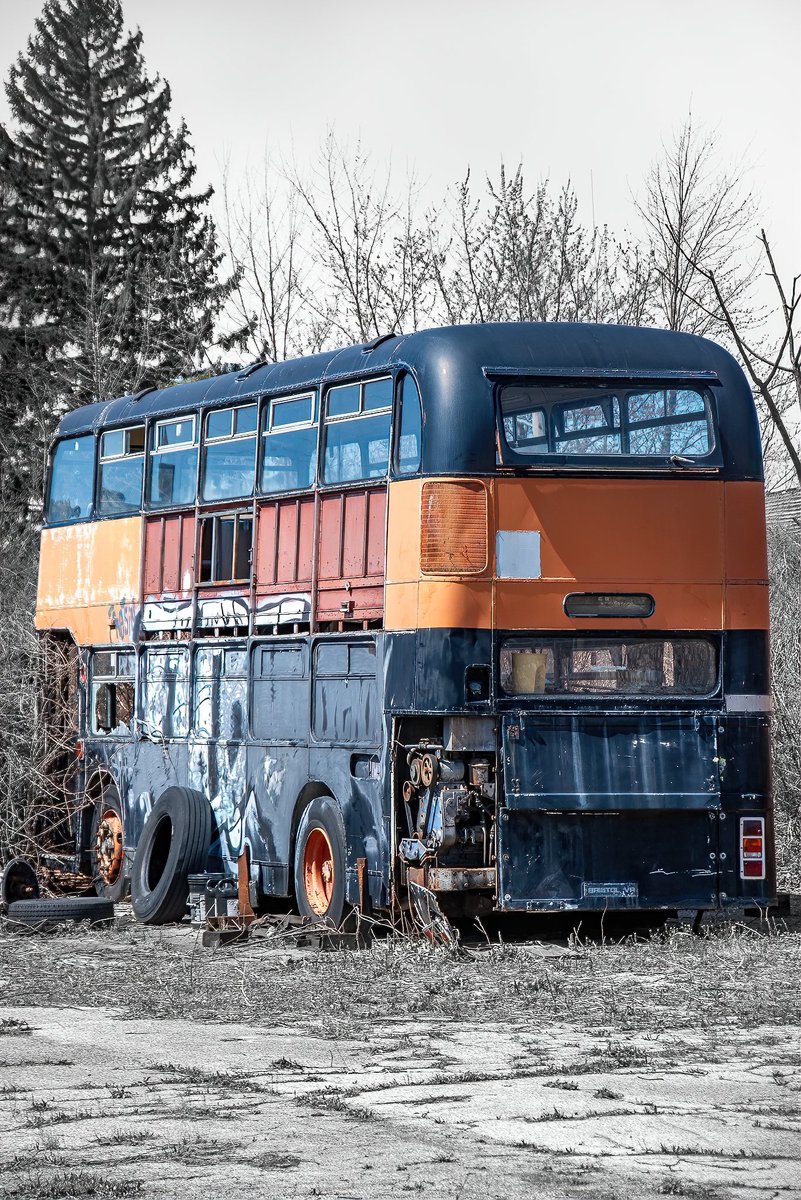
[47,436,95,523]
[90,650,135,736]
[261,392,318,494]
[497,383,716,464]
[198,514,253,584]
[500,637,718,697]
[97,425,145,515]
[140,647,190,739]
[202,404,258,501]
[322,377,392,484]
[149,416,198,508]
[192,646,248,740]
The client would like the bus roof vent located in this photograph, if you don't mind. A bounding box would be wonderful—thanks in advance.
[361,332,398,354]
[236,359,270,380]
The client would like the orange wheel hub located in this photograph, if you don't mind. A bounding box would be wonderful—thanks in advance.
[95,808,124,886]
[302,827,335,916]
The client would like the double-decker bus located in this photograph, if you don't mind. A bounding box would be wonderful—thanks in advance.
[36,322,775,924]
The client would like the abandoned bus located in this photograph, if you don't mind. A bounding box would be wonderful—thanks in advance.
[35,322,775,924]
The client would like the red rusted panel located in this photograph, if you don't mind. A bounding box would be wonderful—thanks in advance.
[180,514,195,589]
[256,504,277,587]
[277,500,300,583]
[342,491,367,578]
[297,497,314,584]
[144,513,195,598]
[318,495,343,581]
[161,515,182,593]
[143,517,163,595]
[367,490,386,576]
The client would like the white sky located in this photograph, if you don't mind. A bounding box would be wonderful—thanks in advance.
[1,0,799,275]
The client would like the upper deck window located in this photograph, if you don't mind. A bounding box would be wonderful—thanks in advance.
[97,425,145,515]
[261,392,317,494]
[47,436,95,523]
[149,416,197,508]
[497,383,717,466]
[202,403,258,501]
[323,377,392,485]
[395,373,422,476]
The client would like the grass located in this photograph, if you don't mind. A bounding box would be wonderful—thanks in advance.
[0,920,798,1037]
[3,1171,143,1199]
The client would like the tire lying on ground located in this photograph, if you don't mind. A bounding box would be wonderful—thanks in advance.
[5,896,114,929]
[130,787,212,925]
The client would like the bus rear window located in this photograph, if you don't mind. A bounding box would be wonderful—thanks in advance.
[47,436,95,523]
[498,383,716,465]
[500,637,718,696]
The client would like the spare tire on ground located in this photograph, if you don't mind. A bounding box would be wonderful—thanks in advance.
[131,787,212,925]
[6,896,114,930]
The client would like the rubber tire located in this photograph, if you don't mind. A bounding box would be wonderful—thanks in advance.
[90,787,129,902]
[6,896,114,928]
[293,796,347,927]
[131,787,212,925]
[0,858,40,905]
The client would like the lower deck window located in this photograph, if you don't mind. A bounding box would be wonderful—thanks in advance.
[91,650,135,735]
[500,637,718,696]
[141,647,189,739]
[199,514,253,583]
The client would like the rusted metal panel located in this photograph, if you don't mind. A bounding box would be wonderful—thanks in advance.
[256,503,277,587]
[367,489,387,576]
[143,513,195,597]
[427,866,495,891]
[318,494,344,580]
[342,491,368,578]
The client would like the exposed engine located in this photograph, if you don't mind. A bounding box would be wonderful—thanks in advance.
[399,743,495,869]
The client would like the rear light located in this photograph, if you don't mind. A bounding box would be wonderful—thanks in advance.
[421,481,488,574]
[740,816,765,881]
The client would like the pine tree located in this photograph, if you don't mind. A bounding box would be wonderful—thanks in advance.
[0,0,233,413]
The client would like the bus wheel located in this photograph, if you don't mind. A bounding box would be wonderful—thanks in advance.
[91,788,128,902]
[294,798,346,927]
[131,788,212,925]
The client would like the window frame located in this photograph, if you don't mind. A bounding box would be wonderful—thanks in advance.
[259,390,319,495]
[190,641,249,741]
[89,648,137,737]
[495,380,722,472]
[497,634,721,701]
[321,375,394,488]
[139,643,191,741]
[200,402,260,503]
[147,414,199,509]
[197,511,254,585]
[96,423,146,516]
[45,434,97,526]
[393,371,423,477]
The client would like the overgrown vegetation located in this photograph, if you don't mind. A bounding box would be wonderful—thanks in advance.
[0,921,798,1034]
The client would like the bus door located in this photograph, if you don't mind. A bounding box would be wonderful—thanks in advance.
[497,711,721,911]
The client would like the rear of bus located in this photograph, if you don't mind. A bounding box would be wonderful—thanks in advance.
[387,323,774,915]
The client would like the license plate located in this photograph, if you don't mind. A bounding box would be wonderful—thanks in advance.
[582,882,638,901]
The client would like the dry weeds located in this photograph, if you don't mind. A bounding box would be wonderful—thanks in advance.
[0,918,797,1038]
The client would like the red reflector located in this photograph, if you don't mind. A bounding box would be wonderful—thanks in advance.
[75,740,84,760]
[743,861,764,877]
[741,818,763,836]
[742,837,763,855]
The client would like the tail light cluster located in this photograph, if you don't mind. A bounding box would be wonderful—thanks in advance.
[740,817,766,880]
[421,481,488,575]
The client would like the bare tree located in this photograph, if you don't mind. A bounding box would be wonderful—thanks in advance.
[219,160,313,362]
[638,116,757,337]
[431,164,653,327]
[290,133,432,343]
